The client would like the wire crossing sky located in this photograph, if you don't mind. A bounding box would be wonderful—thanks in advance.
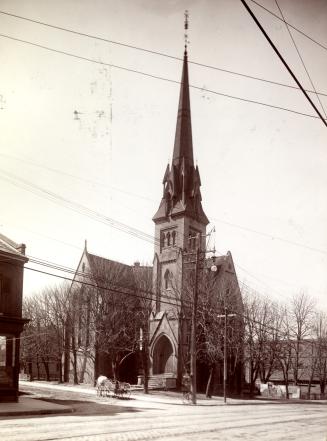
[0,0,326,309]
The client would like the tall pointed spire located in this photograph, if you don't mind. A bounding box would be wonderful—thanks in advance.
[153,11,208,225]
[172,49,194,168]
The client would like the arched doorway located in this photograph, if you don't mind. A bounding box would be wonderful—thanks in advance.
[119,352,139,384]
[152,335,174,374]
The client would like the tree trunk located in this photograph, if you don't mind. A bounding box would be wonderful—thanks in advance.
[58,358,63,383]
[79,352,88,383]
[36,360,40,380]
[71,332,79,385]
[63,322,70,382]
[28,359,34,381]
[42,360,50,381]
[205,365,214,398]
[142,347,149,394]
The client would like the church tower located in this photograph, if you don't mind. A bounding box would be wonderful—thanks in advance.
[149,44,209,388]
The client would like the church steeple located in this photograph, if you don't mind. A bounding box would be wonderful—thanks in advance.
[152,46,208,226]
[172,49,194,168]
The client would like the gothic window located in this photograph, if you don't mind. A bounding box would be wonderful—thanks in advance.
[167,232,171,247]
[189,233,196,250]
[164,269,170,290]
[172,230,176,246]
[160,232,165,249]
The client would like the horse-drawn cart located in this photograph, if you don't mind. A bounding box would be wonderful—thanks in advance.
[96,377,131,399]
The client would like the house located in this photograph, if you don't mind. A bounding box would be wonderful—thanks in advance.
[0,233,28,402]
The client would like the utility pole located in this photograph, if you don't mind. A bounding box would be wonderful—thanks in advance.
[190,247,199,405]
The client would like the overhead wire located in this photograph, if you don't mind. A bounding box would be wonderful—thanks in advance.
[0,32,324,121]
[240,0,327,127]
[3,255,326,350]
[249,0,327,52]
[0,168,157,246]
[1,155,326,257]
[1,165,327,267]
[211,217,327,256]
[0,153,155,203]
[274,0,327,119]
[0,8,326,97]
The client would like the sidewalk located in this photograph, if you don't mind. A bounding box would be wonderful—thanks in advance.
[18,380,269,406]
[0,395,73,417]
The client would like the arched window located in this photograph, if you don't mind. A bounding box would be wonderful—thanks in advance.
[160,232,165,249]
[164,269,170,290]
[172,230,176,246]
[167,232,171,247]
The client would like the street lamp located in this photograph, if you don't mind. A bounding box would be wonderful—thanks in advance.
[217,307,236,403]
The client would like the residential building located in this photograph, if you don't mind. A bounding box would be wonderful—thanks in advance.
[0,233,28,402]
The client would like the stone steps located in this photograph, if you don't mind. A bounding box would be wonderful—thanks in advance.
[148,374,176,390]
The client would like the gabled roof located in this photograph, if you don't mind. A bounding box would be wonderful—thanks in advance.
[82,250,152,294]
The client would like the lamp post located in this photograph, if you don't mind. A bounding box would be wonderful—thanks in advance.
[217,307,236,403]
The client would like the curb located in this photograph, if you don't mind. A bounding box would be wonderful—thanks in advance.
[0,407,74,417]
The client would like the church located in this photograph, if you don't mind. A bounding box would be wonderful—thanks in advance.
[70,43,244,395]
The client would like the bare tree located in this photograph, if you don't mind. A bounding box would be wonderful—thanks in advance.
[289,292,316,385]
[275,305,294,399]
[313,312,327,394]
[243,290,281,396]
[72,258,151,384]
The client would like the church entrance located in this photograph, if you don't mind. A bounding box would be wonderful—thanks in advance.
[152,335,174,374]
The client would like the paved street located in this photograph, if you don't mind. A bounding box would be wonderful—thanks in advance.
[0,383,326,441]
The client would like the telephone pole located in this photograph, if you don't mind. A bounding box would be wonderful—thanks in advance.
[190,247,199,405]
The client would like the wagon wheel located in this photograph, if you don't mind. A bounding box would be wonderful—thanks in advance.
[124,383,131,398]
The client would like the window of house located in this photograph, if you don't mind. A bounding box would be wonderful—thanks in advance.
[166,232,171,247]
[172,231,176,246]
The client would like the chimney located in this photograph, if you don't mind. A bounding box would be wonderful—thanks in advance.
[17,243,26,255]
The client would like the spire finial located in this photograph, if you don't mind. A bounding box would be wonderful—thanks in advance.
[184,10,189,54]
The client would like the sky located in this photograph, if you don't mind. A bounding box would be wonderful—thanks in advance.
[0,0,326,310]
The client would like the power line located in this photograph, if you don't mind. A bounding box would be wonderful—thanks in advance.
[24,262,327,348]
[3,254,326,349]
[211,217,327,256]
[1,166,327,261]
[240,0,327,128]
[0,8,326,97]
[0,32,324,121]
[250,0,327,52]
[275,0,327,120]
[0,153,155,203]
[0,168,157,246]
[2,166,327,260]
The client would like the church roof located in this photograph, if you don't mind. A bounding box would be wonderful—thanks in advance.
[85,251,151,292]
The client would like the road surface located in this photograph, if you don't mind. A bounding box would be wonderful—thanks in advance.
[1,384,326,441]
